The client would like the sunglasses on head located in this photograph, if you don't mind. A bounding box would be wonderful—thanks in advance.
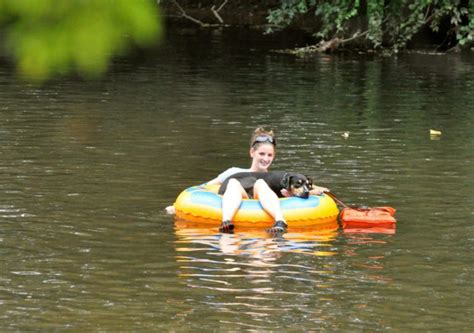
[252,135,276,147]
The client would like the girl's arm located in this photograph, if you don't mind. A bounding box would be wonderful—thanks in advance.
[166,167,241,214]
[310,185,329,195]
[165,177,222,215]
[205,177,221,185]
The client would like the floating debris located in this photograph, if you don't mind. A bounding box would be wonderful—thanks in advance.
[430,129,442,136]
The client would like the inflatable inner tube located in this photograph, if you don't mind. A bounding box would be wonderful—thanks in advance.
[174,184,339,229]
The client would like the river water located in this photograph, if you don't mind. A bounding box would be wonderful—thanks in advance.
[1,27,473,331]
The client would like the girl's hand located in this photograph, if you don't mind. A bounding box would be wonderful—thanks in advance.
[165,205,176,215]
[310,186,329,195]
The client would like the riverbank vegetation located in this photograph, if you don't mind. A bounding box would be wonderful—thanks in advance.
[163,0,473,54]
[266,0,473,54]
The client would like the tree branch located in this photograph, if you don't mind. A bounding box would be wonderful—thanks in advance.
[211,0,229,24]
[172,0,207,27]
[216,0,229,12]
[273,30,370,56]
[308,30,369,53]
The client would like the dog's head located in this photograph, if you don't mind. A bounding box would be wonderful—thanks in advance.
[280,173,313,198]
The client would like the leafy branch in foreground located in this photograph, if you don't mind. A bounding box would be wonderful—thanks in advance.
[0,0,162,82]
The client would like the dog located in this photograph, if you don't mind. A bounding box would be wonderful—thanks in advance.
[218,171,313,199]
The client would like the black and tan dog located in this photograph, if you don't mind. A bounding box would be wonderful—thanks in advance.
[218,171,313,199]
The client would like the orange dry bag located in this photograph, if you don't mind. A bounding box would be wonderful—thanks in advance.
[326,192,397,228]
[339,206,397,227]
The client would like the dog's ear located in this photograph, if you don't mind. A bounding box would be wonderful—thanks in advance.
[280,173,291,189]
[306,176,313,188]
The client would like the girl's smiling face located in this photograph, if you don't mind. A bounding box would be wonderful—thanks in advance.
[249,143,275,172]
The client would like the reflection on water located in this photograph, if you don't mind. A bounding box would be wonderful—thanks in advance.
[175,221,339,258]
[343,225,396,235]
[173,222,398,330]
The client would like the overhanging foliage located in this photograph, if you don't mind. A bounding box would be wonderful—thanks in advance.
[267,0,473,52]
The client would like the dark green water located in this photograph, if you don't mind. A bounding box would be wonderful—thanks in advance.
[1,28,473,331]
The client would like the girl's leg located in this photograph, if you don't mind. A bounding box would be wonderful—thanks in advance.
[220,179,248,232]
[253,179,287,233]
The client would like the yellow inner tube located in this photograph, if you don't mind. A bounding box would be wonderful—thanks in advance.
[174,184,339,229]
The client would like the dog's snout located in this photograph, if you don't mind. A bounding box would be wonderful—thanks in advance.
[300,184,310,198]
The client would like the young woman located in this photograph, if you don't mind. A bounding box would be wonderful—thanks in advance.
[166,127,328,233]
